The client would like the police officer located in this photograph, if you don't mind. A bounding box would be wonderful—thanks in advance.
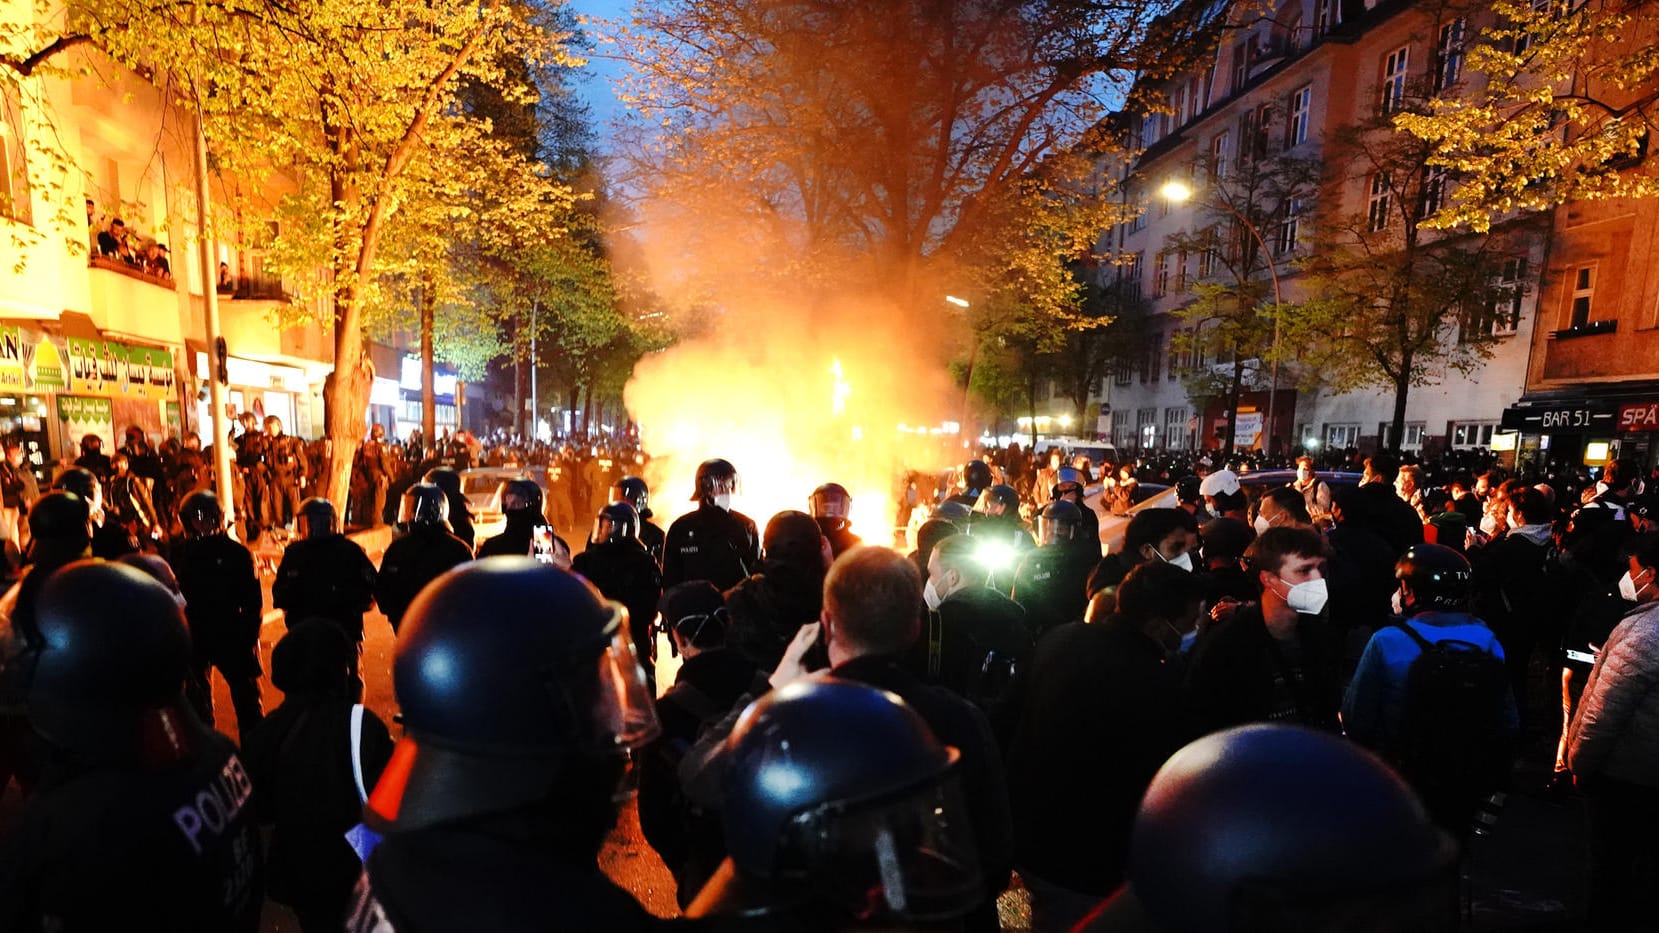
[53,465,134,559]
[272,498,378,683]
[973,483,1034,595]
[809,482,862,557]
[0,561,264,931]
[1012,499,1096,637]
[423,466,474,552]
[949,459,995,510]
[663,458,759,591]
[73,432,111,483]
[173,490,265,736]
[1051,466,1100,557]
[232,412,266,541]
[612,475,664,566]
[1079,725,1457,932]
[477,478,567,562]
[686,678,983,928]
[355,423,396,528]
[262,415,309,531]
[375,484,473,633]
[571,501,662,673]
[347,559,664,932]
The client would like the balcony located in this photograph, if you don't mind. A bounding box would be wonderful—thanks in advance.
[227,272,289,302]
[1550,319,1618,340]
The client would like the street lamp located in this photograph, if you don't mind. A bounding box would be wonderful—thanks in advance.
[1160,178,1285,457]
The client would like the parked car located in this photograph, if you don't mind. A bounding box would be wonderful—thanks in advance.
[459,466,547,543]
[1096,469,1364,553]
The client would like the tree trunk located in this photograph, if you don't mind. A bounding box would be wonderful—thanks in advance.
[324,291,371,509]
[513,352,525,439]
[420,274,436,447]
[1027,372,1039,450]
[1388,364,1411,456]
[1222,346,1244,457]
[582,385,595,441]
[567,379,580,439]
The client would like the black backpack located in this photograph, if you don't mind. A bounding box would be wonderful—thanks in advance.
[1388,620,1512,801]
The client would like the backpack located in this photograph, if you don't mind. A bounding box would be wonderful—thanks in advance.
[1388,621,1512,803]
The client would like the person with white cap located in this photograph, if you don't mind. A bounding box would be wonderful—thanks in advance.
[1198,470,1248,523]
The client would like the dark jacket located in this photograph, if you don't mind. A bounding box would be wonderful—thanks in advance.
[1006,617,1197,895]
[475,515,544,559]
[663,504,760,591]
[1353,481,1424,557]
[375,526,475,632]
[1326,520,1399,637]
[1185,603,1342,733]
[243,697,393,919]
[572,539,663,663]
[639,519,666,567]
[723,564,825,671]
[1011,543,1094,637]
[913,585,1031,709]
[272,535,378,638]
[172,534,263,655]
[443,492,475,551]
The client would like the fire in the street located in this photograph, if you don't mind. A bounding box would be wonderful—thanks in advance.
[625,312,961,548]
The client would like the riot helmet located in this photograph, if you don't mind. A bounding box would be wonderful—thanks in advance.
[1130,724,1457,932]
[690,677,981,923]
[26,560,195,762]
[80,433,102,454]
[52,466,102,512]
[180,490,225,539]
[809,483,852,522]
[592,501,640,546]
[424,466,462,499]
[28,491,91,547]
[1037,499,1083,547]
[962,460,993,495]
[295,497,339,540]
[693,458,739,504]
[611,476,652,519]
[397,483,450,531]
[365,558,659,833]
[973,484,1020,518]
[1394,543,1472,614]
[1052,466,1084,501]
[931,500,973,526]
[501,478,545,523]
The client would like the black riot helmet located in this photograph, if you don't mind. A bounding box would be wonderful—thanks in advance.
[1394,543,1473,614]
[423,465,462,499]
[501,478,544,521]
[931,500,973,526]
[1037,499,1083,547]
[26,561,195,763]
[52,465,101,509]
[808,483,851,522]
[398,483,450,531]
[592,501,640,546]
[28,490,91,546]
[692,458,739,504]
[611,476,652,520]
[689,678,981,923]
[1052,466,1084,501]
[973,484,1020,517]
[180,490,225,539]
[295,497,339,540]
[962,460,993,495]
[365,558,659,833]
[1129,724,1457,932]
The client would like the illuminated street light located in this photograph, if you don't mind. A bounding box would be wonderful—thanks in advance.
[945,295,971,308]
[1159,179,1193,203]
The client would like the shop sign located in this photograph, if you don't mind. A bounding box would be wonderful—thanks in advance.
[66,338,176,401]
[1501,404,1616,433]
[0,326,67,391]
[56,395,112,425]
[1617,402,1659,432]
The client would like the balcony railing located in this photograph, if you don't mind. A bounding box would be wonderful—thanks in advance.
[88,255,176,291]
[229,273,288,301]
[1550,319,1618,340]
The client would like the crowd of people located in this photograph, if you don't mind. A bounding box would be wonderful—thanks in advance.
[88,200,172,282]
[0,428,1653,932]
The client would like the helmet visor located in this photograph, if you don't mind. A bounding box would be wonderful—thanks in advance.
[810,492,850,520]
[1036,516,1074,547]
[593,617,661,751]
[779,766,982,922]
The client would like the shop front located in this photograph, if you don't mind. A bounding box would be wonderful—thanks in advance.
[1500,400,1621,473]
[193,352,311,443]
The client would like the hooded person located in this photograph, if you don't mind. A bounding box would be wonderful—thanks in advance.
[723,510,832,672]
[476,478,568,564]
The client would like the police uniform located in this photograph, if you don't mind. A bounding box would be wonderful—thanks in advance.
[264,432,309,530]
[571,539,663,669]
[663,504,760,591]
[272,535,378,654]
[817,519,862,558]
[375,525,474,633]
[639,519,666,568]
[1011,544,1096,637]
[355,437,396,527]
[232,429,266,538]
[173,533,266,734]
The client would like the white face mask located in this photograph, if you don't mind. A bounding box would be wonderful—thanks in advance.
[1479,514,1499,536]
[1280,576,1329,614]
[1152,548,1194,572]
[1619,569,1651,603]
[1596,481,1610,496]
[1392,589,1406,615]
[923,577,943,611]
[712,493,733,511]
[1254,513,1273,535]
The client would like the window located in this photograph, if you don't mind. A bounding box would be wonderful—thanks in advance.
[1209,131,1231,178]
[1367,174,1392,232]
[1513,0,1549,56]
[1239,103,1272,163]
[1379,422,1427,450]
[1113,411,1134,449]
[1137,408,1159,450]
[1324,423,1360,449]
[1231,41,1250,95]
[1451,422,1497,449]
[1288,86,1312,147]
[1165,407,1189,449]
[1114,362,1132,387]
[1569,265,1595,328]
[1122,252,1143,301]
[1167,331,1182,380]
[1436,19,1466,91]
[1489,257,1528,334]
[1141,332,1163,383]
[1175,249,1189,292]
[1141,113,1161,148]
[1129,210,1147,234]
[1380,46,1409,113]
[1420,166,1447,217]
[1199,67,1216,112]
[1277,198,1303,254]
[0,80,29,225]
[1172,86,1188,128]
[1314,0,1340,36]
[1198,228,1217,277]
[1153,251,1170,297]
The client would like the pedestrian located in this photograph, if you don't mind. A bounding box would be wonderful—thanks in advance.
[243,619,394,933]
[1293,455,1333,525]
[722,510,829,672]
[0,435,39,554]
[1087,508,1198,605]
[232,412,265,541]
[53,465,134,559]
[0,562,263,931]
[571,501,663,670]
[476,478,566,563]
[272,498,377,687]
[349,559,664,931]
[72,432,111,483]
[663,458,759,591]
[105,450,159,546]
[173,490,265,736]
[919,533,1030,710]
[374,483,474,633]
[1470,486,1559,724]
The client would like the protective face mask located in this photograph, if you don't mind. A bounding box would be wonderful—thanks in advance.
[1506,511,1519,529]
[1254,514,1273,535]
[1164,550,1194,572]
[1391,589,1405,615]
[1596,481,1610,496]
[1619,570,1649,603]
[1283,577,1328,615]
[923,578,943,612]
[713,493,733,511]
[1479,514,1499,536]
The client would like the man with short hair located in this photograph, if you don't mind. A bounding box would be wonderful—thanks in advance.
[1087,508,1198,601]
[922,533,1030,707]
[1293,456,1332,523]
[1357,452,1425,556]
[1186,527,1343,732]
